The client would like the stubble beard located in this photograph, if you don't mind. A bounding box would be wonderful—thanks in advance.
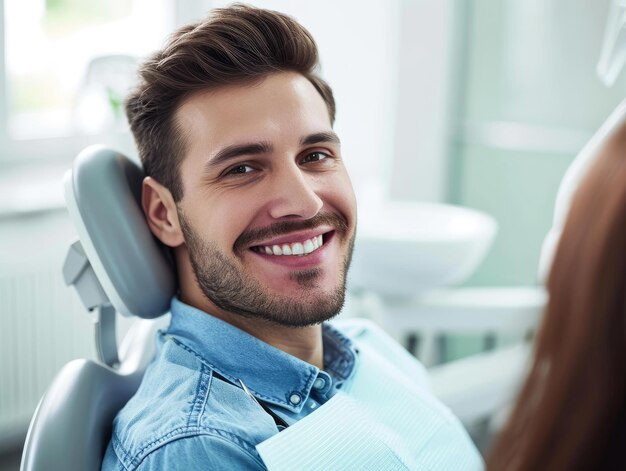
[178,212,355,328]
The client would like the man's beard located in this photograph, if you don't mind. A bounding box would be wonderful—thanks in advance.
[178,211,355,327]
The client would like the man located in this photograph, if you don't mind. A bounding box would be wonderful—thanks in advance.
[103,5,482,470]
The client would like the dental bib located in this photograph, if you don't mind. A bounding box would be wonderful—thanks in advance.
[256,322,484,470]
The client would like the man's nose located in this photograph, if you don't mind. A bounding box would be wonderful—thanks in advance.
[267,165,323,220]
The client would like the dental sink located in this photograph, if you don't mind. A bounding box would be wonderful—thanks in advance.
[348,201,497,298]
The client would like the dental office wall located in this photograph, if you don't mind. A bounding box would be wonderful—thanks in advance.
[445,0,626,360]
[443,0,626,359]
[456,0,626,286]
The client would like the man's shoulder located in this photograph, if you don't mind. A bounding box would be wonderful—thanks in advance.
[104,335,274,470]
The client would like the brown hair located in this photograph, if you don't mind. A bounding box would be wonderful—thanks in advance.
[126,3,335,201]
[487,121,626,469]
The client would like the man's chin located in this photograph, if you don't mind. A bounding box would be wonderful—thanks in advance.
[216,286,346,328]
[257,266,341,294]
[288,268,323,288]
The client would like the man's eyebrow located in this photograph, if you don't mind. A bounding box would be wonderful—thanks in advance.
[204,132,340,171]
[205,142,273,169]
[300,131,341,146]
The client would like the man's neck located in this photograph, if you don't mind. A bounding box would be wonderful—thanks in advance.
[235,319,325,370]
[179,291,325,370]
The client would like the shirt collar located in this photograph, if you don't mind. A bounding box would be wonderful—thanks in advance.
[166,297,357,413]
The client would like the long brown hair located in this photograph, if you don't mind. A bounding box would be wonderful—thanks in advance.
[126,4,335,202]
[487,120,626,470]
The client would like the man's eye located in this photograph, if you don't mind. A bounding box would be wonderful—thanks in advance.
[226,164,254,175]
[302,152,330,163]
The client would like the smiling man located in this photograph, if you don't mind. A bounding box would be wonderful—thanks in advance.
[102,5,482,470]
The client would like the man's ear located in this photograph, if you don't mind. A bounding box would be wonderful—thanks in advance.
[142,177,185,247]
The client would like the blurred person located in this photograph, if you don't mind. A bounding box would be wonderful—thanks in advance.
[102,4,482,470]
[487,117,626,470]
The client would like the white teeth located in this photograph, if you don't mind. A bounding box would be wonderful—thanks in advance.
[313,235,322,249]
[256,234,326,256]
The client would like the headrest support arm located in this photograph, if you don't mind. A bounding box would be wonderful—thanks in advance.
[63,239,119,367]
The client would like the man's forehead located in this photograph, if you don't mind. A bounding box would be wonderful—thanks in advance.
[177,72,322,115]
[174,73,335,156]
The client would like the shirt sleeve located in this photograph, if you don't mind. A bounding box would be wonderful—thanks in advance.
[135,434,267,471]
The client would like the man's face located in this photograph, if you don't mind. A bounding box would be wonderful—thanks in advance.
[173,72,357,327]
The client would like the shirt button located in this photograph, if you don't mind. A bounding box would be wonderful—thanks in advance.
[313,377,326,390]
[289,393,302,405]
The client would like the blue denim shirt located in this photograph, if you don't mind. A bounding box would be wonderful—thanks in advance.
[103,298,483,470]
[102,298,358,470]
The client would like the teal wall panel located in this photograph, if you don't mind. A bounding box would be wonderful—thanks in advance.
[458,146,573,286]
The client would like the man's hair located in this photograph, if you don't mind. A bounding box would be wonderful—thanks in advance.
[126,3,335,201]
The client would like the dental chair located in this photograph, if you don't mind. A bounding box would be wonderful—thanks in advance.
[20,146,176,471]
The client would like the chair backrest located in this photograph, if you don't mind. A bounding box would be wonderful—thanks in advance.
[21,147,176,470]
[21,360,140,471]
[20,315,169,471]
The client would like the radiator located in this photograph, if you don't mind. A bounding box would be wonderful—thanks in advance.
[0,268,95,442]
[0,212,96,446]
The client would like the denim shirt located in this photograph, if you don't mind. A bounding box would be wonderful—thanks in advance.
[103,298,483,470]
[102,298,358,470]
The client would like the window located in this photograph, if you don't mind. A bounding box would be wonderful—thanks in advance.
[0,0,209,217]
[4,0,173,141]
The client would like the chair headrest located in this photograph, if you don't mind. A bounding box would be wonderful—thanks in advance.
[64,145,176,318]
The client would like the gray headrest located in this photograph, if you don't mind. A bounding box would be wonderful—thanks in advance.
[64,145,176,318]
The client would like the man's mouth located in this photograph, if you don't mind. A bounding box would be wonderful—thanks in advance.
[250,232,330,256]
[234,212,348,257]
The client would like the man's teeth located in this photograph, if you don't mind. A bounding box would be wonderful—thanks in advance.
[258,235,323,256]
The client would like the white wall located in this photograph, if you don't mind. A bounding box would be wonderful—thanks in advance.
[389,1,457,202]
